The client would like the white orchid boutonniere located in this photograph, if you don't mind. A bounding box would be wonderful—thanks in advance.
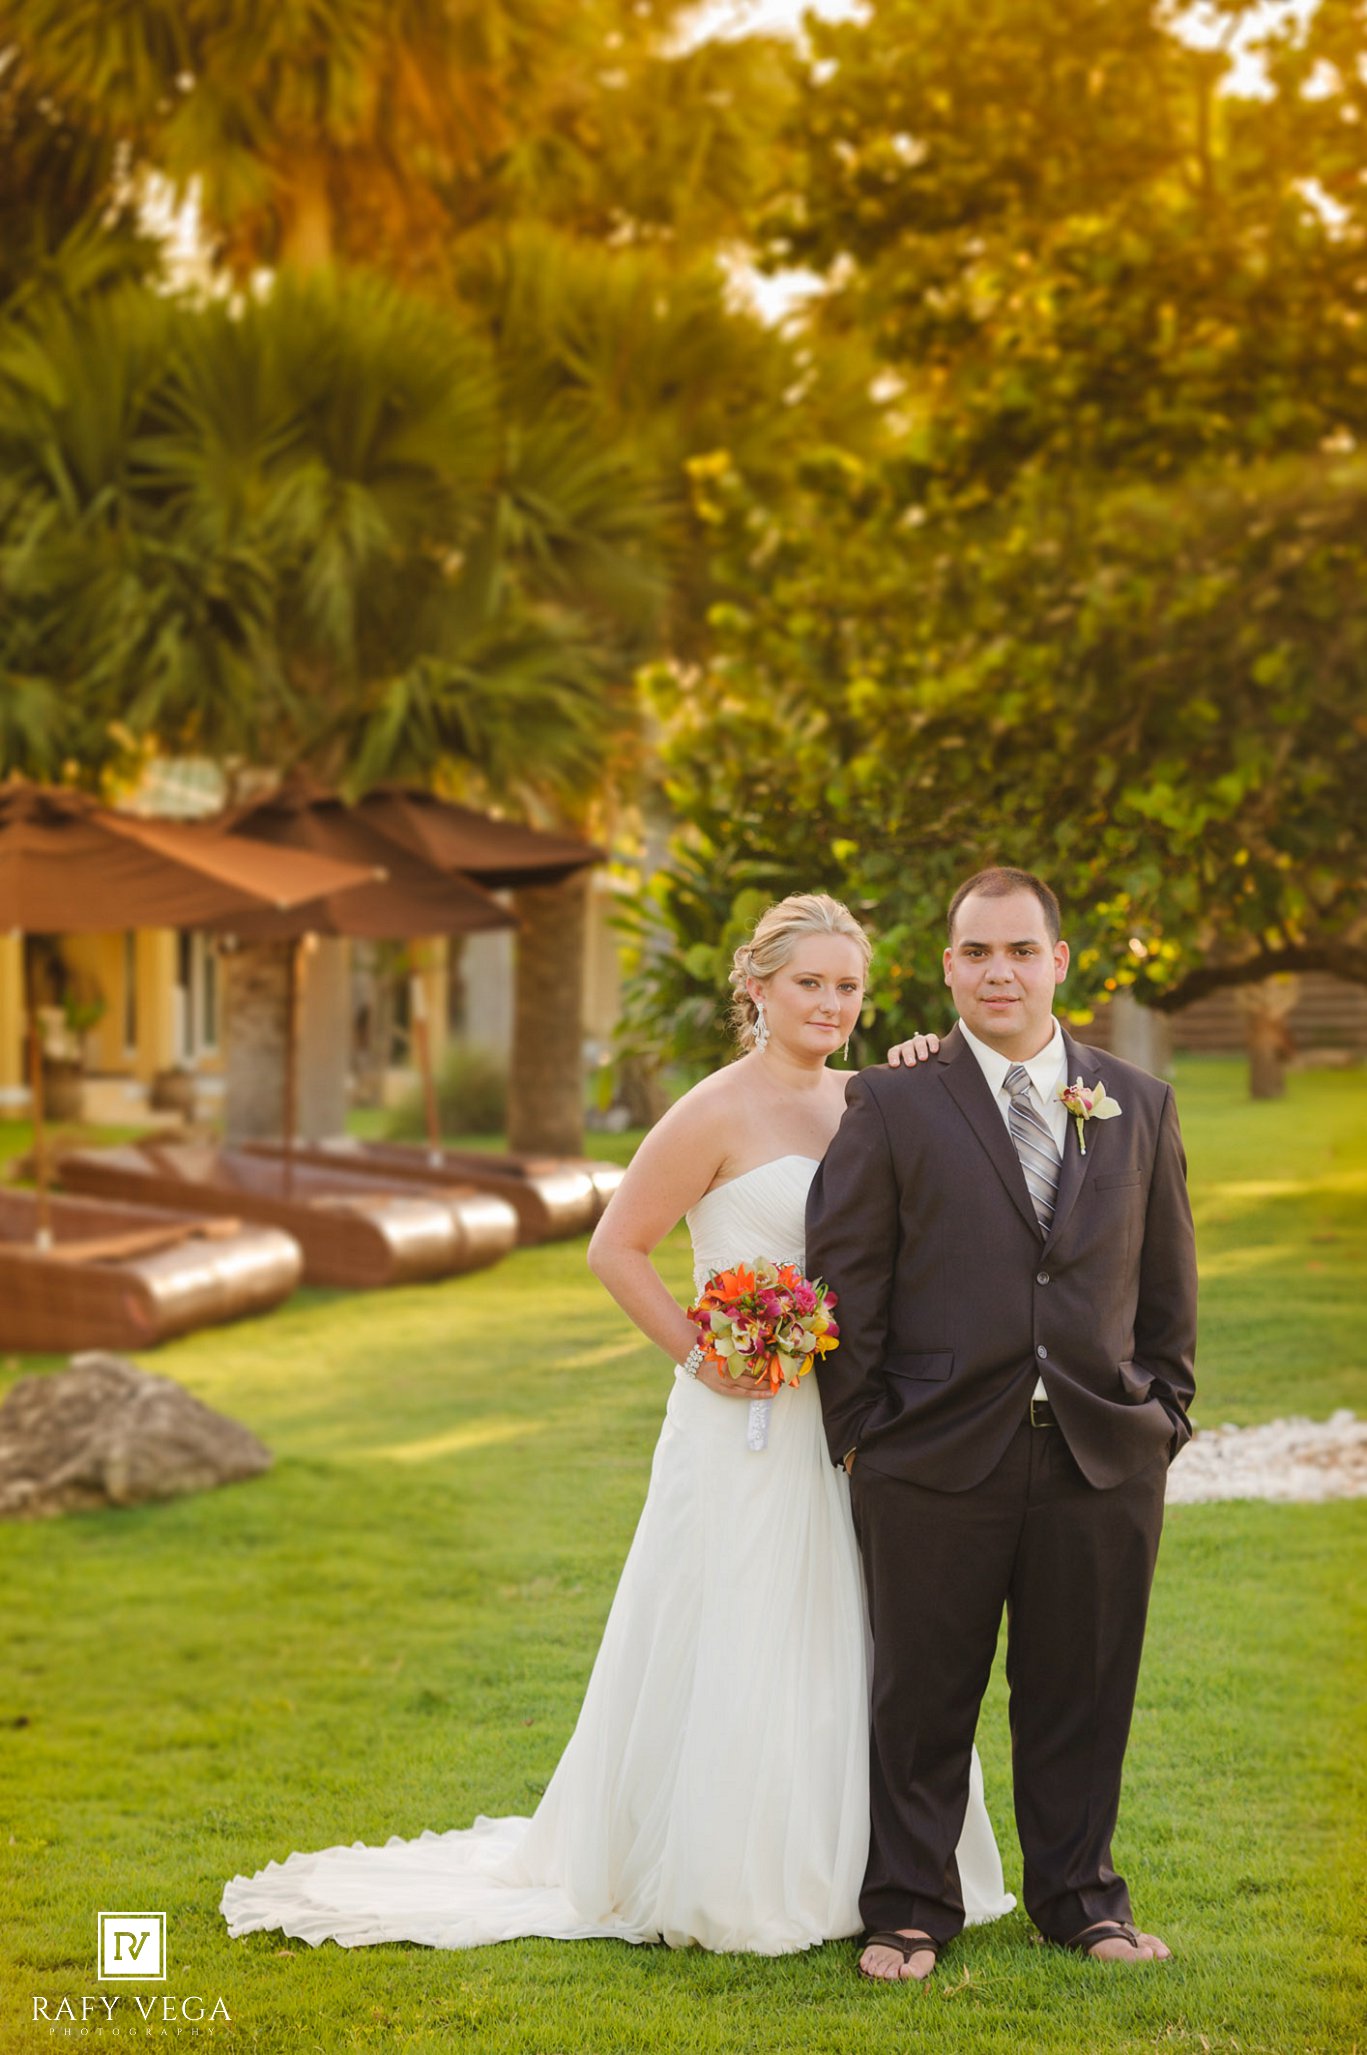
[1057,1076,1123,1155]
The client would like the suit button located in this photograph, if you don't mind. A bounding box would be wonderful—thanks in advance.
[1036,1271,1050,1285]
[1036,1344,1048,1359]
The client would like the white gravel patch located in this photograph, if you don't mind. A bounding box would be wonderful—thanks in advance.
[1167,1411,1367,1505]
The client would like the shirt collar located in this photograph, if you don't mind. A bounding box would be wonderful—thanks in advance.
[959,1016,1065,1102]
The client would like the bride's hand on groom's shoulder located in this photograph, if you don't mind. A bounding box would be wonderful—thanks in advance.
[884,1031,941,1068]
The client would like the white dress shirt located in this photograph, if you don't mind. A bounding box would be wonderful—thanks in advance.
[958,1016,1068,1153]
[958,1017,1067,1398]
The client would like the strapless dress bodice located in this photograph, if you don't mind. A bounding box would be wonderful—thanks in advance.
[685,1155,819,1290]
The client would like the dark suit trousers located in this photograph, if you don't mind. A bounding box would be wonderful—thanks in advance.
[851,1413,1167,1944]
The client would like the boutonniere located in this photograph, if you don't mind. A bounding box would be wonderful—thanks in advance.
[1057,1076,1123,1155]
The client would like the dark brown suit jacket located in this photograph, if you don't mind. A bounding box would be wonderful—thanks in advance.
[807,1024,1197,1492]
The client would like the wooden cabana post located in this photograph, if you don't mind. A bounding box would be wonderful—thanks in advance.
[407,948,443,1161]
[282,938,302,1199]
[23,944,50,1249]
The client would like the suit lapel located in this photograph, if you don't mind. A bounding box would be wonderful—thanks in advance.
[936,1025,1043,1240]
[1044,1030,1104,1248]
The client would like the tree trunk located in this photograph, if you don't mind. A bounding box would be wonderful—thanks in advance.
[1237,976,1299,1100]
[1246,1009,1292,1099]
[508,873,589,1155]
[1105,990,1173,1078]
[1247,1014,1289,1099]
[222,940,293,1141]
[280,157,335,270]
[617,1052,669,1129]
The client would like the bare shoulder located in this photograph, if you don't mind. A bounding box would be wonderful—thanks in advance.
[590,1068,737,1249]
[620,1065,736,1179]
[663,1060,750,1133]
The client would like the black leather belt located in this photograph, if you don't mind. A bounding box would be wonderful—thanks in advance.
[1030,1396,1056,1428]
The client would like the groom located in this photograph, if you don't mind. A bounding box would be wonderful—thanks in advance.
[807,866,1197,1979]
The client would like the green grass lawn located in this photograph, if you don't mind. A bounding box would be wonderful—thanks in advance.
[1,1059,1363,2054]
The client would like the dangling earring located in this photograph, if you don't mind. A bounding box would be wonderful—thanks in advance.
[842,1034,851,1063]
[754,999,769,1053]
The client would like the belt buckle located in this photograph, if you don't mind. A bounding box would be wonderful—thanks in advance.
[1030,1395,1051,1428]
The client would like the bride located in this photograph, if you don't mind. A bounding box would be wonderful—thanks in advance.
[221,892,1013,1957]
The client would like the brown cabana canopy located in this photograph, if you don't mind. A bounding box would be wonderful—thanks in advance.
[351,784,603,889]
[0,780,377,930]
[207,778,515,941]
[215,774,599,904]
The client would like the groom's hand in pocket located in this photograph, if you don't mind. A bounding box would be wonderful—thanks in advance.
[885,1031,940,1067]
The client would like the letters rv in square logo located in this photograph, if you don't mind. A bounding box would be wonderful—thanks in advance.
[98,1912,166,1981]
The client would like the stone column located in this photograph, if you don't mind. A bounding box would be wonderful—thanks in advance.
[221,940,293,1142]
[296,937,351,1140]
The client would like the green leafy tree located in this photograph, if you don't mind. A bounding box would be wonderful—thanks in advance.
[620,0,1367,1067]
[765,0,1367,498]
[627,446,1367,1064]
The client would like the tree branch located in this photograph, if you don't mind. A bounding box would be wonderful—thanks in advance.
[1151,945,1367,1013]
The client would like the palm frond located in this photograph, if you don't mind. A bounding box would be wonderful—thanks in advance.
[341,605,614,799]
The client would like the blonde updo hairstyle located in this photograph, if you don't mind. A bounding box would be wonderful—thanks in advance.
[728,893,872,1051]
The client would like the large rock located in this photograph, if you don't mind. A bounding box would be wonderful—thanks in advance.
[0,1353,272,1520]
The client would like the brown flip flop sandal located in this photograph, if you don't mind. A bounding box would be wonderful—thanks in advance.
[858,1930,942,1982]
[1055,1919,1170,1960]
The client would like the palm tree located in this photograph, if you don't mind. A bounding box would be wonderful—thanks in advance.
[2,0,882,1148]
[0,264,664,1144]
[4,0,793,276]
[432,224,882,1149]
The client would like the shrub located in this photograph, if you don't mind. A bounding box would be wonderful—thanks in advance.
[386,1042,508,1140]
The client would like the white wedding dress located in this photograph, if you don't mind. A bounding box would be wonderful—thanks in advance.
[221,1154,1014,1954]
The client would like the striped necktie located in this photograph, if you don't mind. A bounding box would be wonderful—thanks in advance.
[1004,1063,1061,1232]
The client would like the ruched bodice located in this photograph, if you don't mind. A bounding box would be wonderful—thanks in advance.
[685,1154,818,1290]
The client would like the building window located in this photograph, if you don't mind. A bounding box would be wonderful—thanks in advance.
[176,933,220,1060]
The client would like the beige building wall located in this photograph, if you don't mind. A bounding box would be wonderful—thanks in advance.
[584,873,625,1043]
[134,932,178,1079]
[58,933,126,1071]
[449,876,621,1060]
[0,931,23,1109]
[459,926,515,1052]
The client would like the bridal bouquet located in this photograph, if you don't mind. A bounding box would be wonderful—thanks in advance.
[686,1262,840,1452]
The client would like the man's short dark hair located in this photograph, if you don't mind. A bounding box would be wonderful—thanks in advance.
[948,867,1061,944]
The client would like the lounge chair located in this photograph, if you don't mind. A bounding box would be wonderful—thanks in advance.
[56,1142,517,1289]
[0,1188,301,1353]
[341,1142,624,1224]
[241,1139,598,1244]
